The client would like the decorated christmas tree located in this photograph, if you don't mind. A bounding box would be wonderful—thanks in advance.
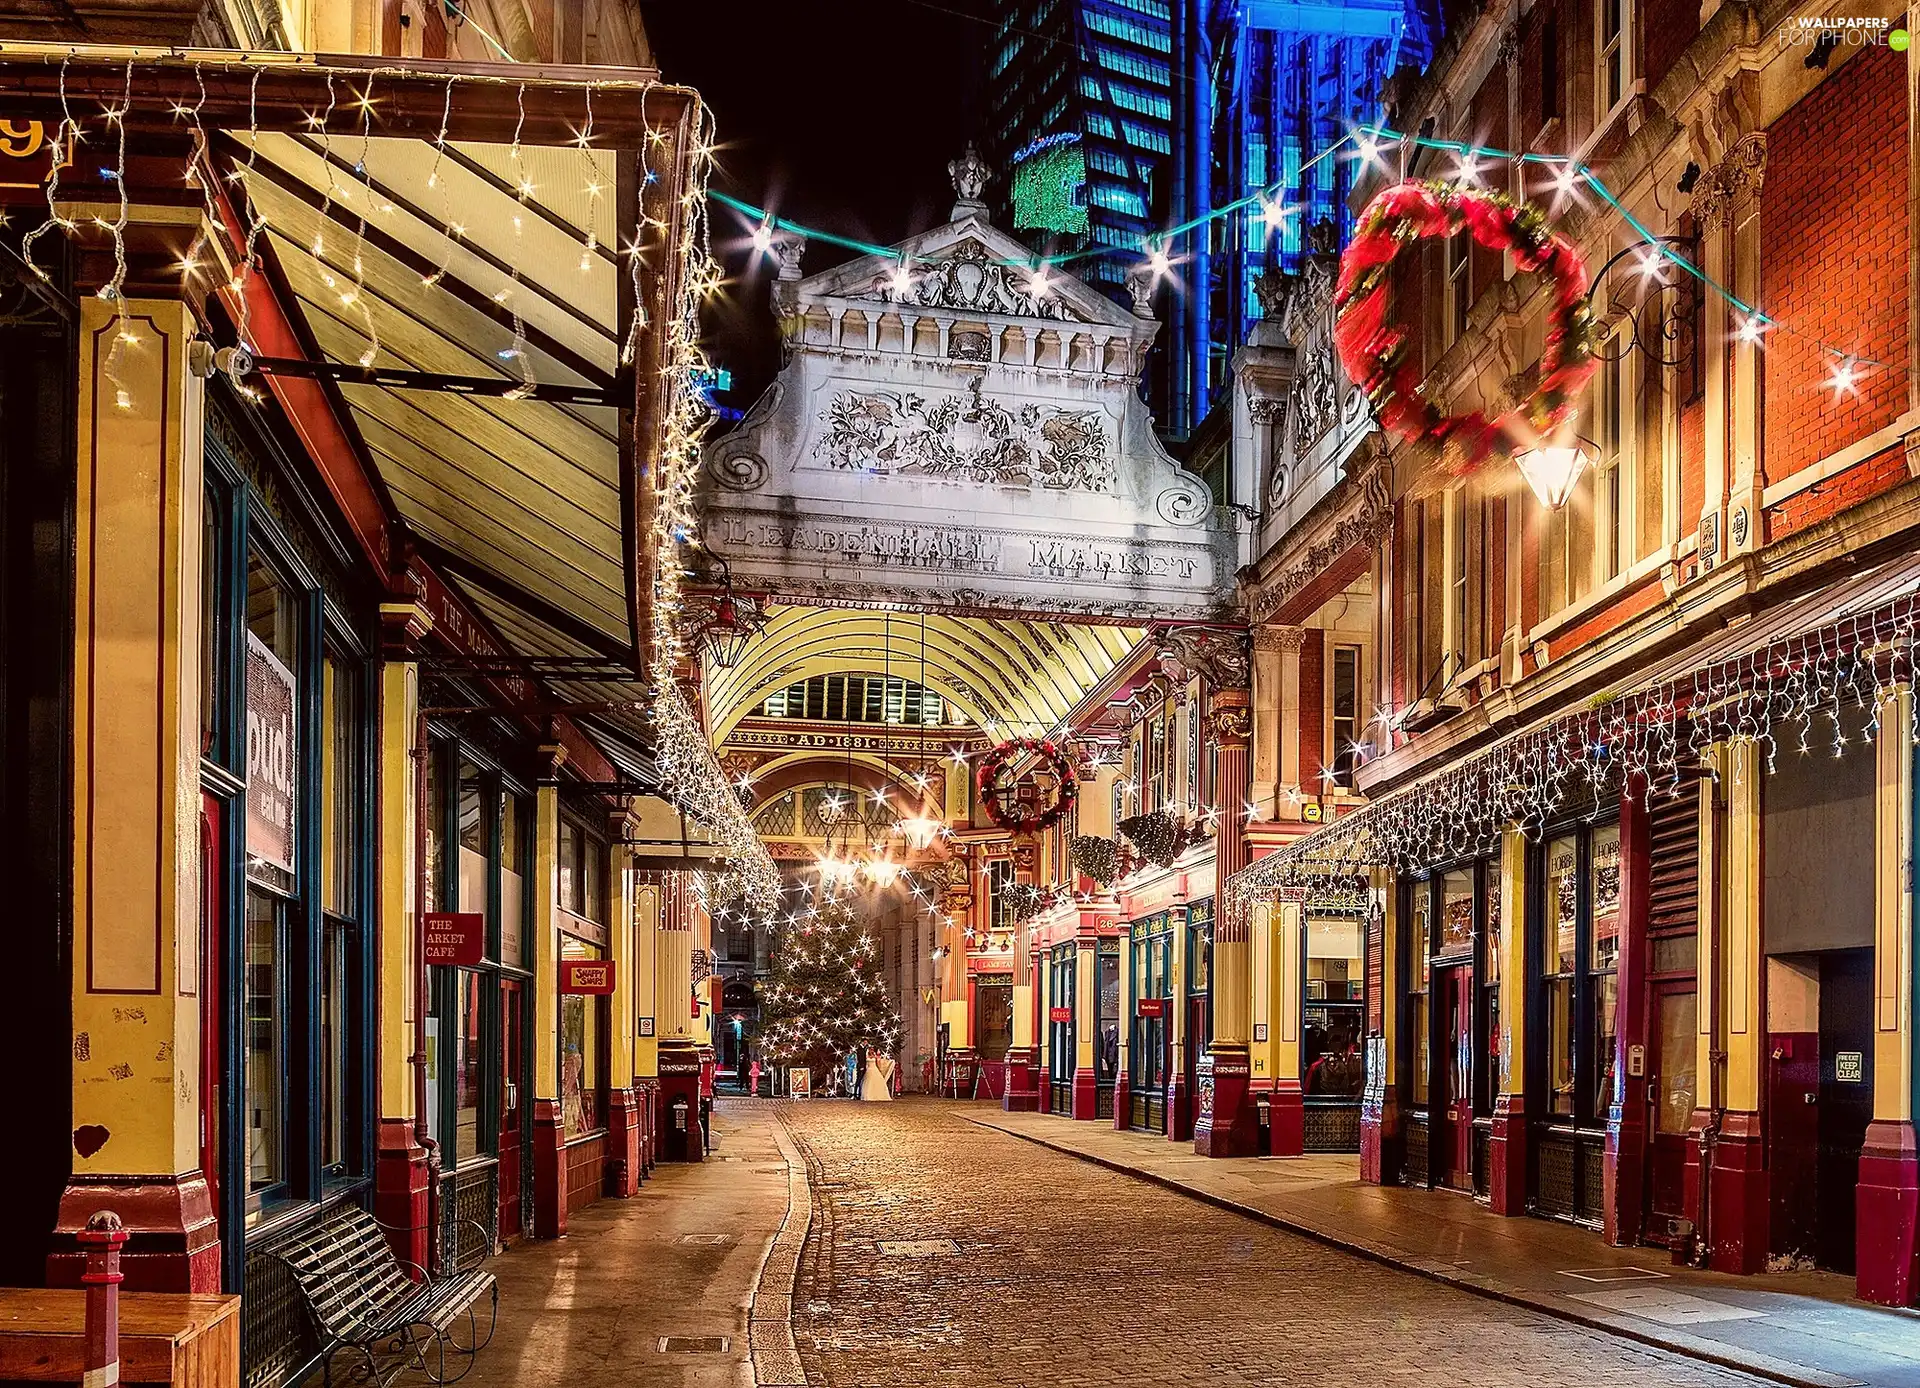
[758,885,900,1089]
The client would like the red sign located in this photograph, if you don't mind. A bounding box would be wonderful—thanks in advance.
[423,912,486,966]
[1049,1006,1073,1022]
[1136,997,1167,1018]
[561,959,616,995]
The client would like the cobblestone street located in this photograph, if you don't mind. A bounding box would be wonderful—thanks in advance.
[778,1099,1767,1388]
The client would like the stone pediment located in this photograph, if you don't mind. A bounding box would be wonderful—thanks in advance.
[705,162,1234,623]
[801,219,1141,332]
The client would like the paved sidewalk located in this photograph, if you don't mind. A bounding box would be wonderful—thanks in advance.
[969,1108,1920,1388]
[458,1105,792,1388]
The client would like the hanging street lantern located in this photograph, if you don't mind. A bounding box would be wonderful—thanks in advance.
[1514,440,1595,511]
[702,591,754,669]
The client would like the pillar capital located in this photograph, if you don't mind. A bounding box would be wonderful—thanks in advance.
[378,601,434,656]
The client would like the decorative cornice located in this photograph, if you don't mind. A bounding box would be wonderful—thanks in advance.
[1688,131,1767,229]
[1253,625,1308,654]
[1247,461,1394,623]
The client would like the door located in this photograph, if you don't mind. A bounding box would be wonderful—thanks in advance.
[1645,984,1697,1240]
[1817,950,1873,1273]
[498,979,524,1241]
[1436,966,1474,1189]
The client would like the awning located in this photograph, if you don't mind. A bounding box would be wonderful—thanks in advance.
[1,48,777,905]
[1226,545,1920,915]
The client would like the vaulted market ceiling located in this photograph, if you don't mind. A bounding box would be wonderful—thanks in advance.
[703,605,1144,740]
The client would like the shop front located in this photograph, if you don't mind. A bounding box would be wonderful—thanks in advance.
[1302,905,1367,1153]
[1126,911,1174,1134]
[1046,942,1076,1114]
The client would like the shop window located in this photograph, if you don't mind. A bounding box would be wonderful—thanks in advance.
[244,888,284,1213]
[1544,835,1579,1115]
[1304,910,1365,1097]
[455,970,485,1159]
[1539,821,1620,1124]
[501,792,527,970]
[1095,943,1120,1084]
[558,816,607,923]
[457,758,491,924]
[1480,868,1503,1113]
[560,934,603,1138]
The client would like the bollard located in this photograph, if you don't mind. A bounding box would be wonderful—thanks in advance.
[78,1209,126,1388]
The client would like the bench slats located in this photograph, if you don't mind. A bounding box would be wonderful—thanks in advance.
[269,1207,492,1348]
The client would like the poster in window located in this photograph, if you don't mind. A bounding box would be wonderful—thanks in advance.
[245,631,298,882]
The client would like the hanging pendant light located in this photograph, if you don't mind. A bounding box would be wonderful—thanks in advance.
[702,591,752,669]
[1513,438,1596,511]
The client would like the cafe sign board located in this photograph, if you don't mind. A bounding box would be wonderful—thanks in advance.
[560,959,616,995]
[245,632,298,882]
[423,912,485,967]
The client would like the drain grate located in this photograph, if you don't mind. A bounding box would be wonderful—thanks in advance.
[657,1336,730,1353]
[678,1233,733,1245]
[875,1239,961,1258]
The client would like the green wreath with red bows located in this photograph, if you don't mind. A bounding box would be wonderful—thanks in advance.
[1333,180,1598,488]
[975,736,1078,833]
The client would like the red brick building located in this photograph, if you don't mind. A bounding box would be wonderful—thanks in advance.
[1230,0,1919,1307]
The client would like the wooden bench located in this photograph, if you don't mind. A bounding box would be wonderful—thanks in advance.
[267,1206,496,1387]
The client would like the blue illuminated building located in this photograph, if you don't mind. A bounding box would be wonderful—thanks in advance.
[982,0,1437,438]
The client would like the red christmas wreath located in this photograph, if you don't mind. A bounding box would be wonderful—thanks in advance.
[975,736,1078,833]
[1333,180,1597,488]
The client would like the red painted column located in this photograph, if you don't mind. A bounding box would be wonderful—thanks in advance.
[531,1097,567,1239]
[375,1121,433,1272]
[79,1211,125,1385]
[1857,1120,1920,1305]
[606,1087,642,1197]
[1605,786,1652,1246]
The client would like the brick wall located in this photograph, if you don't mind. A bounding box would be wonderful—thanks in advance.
[1760,46,1909,488]
[1299,628,1326,783]
[1642,0,1698,94]
[1765,444,1910,541]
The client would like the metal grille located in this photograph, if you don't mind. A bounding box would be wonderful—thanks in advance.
[443,1163,499,1273]
[1535,1131,1577,1217]
[1578,1136,1606,1223]
[1096,1085,1115,1119]
[242,1240,315,1388]
[1303,1100,1361,1153]
[1470,1121,1492,1196]
[1403,1113,1429,1186]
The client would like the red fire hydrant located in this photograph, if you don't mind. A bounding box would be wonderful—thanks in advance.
[78,1209,126,1388]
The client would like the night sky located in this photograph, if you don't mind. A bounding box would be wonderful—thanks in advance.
[641,0,995,407]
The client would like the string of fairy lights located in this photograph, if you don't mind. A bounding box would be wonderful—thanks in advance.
[7,54,775,914]
[1227,590,1920,920]
[719,120,1893,404]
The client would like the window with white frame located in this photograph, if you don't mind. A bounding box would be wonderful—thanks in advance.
[1596,0,1628,116]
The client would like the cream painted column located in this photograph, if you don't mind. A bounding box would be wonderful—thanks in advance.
[372,608,430,1259]
[1167,902,1192,1139]
[1074,935,1097,1117]
[1693,738,1769,1272]
[605,830,642,1195]
[1251,901,1275,1085]
[1488,826,1529,1213]
[1872,685,1915,1123]
[1723,140,1767,560]
[1721,738,1764,1115]
[1859,682,1919,1305]
[633,877,662,1087]
[531,780,562,1101]
[57,296,215,1289]
[1267,898,1307,1155]
[1251,633,1282,812]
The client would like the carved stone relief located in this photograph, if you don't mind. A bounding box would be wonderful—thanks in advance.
[813,377,1114,492]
